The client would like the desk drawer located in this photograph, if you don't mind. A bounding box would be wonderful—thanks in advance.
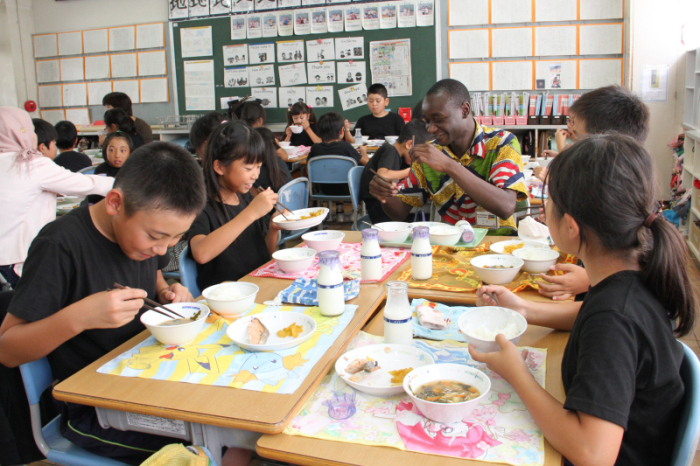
[95,407,204,442]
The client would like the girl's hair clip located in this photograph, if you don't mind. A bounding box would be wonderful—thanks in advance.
[221,120,228,124]
[307,105,312,109]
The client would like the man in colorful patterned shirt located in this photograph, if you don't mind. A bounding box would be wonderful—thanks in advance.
[369,79,528,235]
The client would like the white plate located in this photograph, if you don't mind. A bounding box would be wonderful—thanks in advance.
[226,311,316,351]
[490,239,551,254]
[272,207,329,231]
[366,139,385,146]
[335,344,435,396]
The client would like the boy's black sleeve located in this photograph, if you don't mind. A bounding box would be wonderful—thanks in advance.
[352,115,367,134]
[394,114,405,135]
[376,146,402,171]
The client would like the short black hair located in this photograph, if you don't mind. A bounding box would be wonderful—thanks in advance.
[316,112,345,142]
[54,120,77,150]
[102,92,133,117]
[570,85,650,143]
[104,108,136,134]
[367,83,388,99]
[114,142,206,217]
[189,112,227,151]
[32,118,57,149]
[426,79,471,111]
[398,120,431,144]
[240,102,266,126]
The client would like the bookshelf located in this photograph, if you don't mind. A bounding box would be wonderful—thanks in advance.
[683,49,700,263]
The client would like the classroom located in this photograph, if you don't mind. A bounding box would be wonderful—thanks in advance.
[1,0,700,465]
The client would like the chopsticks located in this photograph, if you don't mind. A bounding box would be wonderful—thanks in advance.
[111,283,186,319]
[251,187,292,220]
[369,168,391,183]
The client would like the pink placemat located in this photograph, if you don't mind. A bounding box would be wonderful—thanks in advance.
[251,242,410,283]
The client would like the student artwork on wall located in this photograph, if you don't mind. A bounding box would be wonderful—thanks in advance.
[490,27,532,58]
[262,13,278,37]
[279,63,308,86]
[232,0,254,13]
[58,32,83,56]
[579,0,623,20]
[279,86,306,107]
[248,64,276,86]
[277,40,304,63]
[416,0,434,26]
[448,29,489,59]
[87,81,113,105]
[112,80,141,103]
[327,8,344,32]
[84,55,111,80]
[578,24,623,55]
[189,0,210,17]
[534,26,576,56]
[310,8,328,34]
[534,60,576,89]
[306,85,334,107]
[449,62,490,91]
[62,83,87,107]
[36,59,60,83]
[251,87,277,107]
[34,34,58,58]
[60,57,84,81]
[338,83,367,110]
[210,0,232,15]
[110,53,137,79]
[40,109,65,125]
[180,26,213,57]
[302,0,325,5]
[380,4,397,29]
[448,0,487,26]
[294,9,311,35]
[362,4,380,30]
[82,29,109,54]
[184,59,215,110]
[169,0,189,20]
[307,61,336,84]
[140,77,170,103]
[109,26,136,51]
[249,43,275,63]
[490,0,532,24]
[307,38,335,62]
[335,37,364,60]
[534,0,576,22]
[38,84,63,108]
[224,44,249,66]
[138,51,167,76]
[231,16,247,40]
[492,61,533,90]
[248,14,263,39]
[278,0,301,7]
[397,2,415,27]
[255,0,278,11]
[136,23,166,49]
[337,61,365,84]
[278,12,294,36]
[344,6,362,31]
[224,66,250,87]
[65,108,91,126]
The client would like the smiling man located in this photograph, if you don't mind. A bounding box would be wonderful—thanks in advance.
[369,79,527,235]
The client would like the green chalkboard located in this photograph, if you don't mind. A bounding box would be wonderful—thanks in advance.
[171,16,436,123]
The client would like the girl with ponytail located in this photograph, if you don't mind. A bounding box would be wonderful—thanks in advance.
[103,108,145,149]
[469,133,695,466]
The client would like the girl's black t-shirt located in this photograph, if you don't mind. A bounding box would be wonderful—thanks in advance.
[289,124,318,147]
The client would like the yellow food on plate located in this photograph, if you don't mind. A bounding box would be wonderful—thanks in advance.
[503,243,525,254]
[277,322,304,338]
[300,210,322,220]
[388,367,413,384]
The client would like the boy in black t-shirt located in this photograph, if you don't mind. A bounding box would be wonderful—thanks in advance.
[32,118,58,160]
[53,121,92,172]
[360,120,431,223]
[352,83,405,140]
[0,143,206,464]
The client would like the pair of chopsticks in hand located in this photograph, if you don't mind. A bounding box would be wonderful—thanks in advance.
[111,283,187,321]
[251,186,293,220]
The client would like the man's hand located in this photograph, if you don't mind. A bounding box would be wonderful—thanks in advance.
[369,175,399,203]
[410,143,456,174]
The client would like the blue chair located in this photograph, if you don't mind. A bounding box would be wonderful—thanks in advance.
[19,357,128,466]
[347,166,370,231]
[671,341,700,466]
[277,177,312,246]
[307,156,358,222]
[179,245,201,298]
[78,166,96,175]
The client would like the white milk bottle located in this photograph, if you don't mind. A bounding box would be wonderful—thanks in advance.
[360,228,383,281]
[317,250,345,316]
[411,226,433,280]
[383,281,413,346]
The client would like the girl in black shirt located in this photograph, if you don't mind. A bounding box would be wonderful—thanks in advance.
[94,132,132,177]
[103,108,145,149]
[283,102,321,147]
[469,134,695,466]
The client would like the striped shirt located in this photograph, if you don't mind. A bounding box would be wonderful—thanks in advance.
[397,119,528,234]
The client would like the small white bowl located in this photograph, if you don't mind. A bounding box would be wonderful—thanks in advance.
[202,282,259,317]
[524,162,539,170]
[290,125,304,134]
[272,207,328,231]
[375,222,412,243]
[457,306,527,353]
[282,146,299,157]
[410,221,444,230]
[278,141,291,148]
[141,302,210,346]
[272,247,317,273]
[384,135,399,145]
[470,254,523,285]
[429,225,463,246]
[489,239,551,255]
[367,139,384,146]
[360,136,370,144]
[403,364,491,425]
[521,155,531,164]
[226,311,316,351]
[302,230,345,253]
[535,158,552,168]
[513,247,560,273]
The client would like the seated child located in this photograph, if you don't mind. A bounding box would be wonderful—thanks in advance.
[360,120,431,224]
[189,112,228,159]
[284,102,321,148]
[352,83,405,140]
[240,102,266,128]
[470,133,693,466]
[103,108,145,150]
[31,118,57,160]
[95,132,133,177]
[53,120,92,172]
[0,142,206,464]
[189,121,284,292]
[254,127,292,192]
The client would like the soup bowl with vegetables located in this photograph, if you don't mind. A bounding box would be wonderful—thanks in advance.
[140,302,210,346]
[470,254,523,285]
[403,363,491,425]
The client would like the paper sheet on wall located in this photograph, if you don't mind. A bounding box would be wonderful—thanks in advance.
[306,86,334,107]
[307,61,336,84]
[36,60,60,83]
[535,61,576,90]
[307,38,335,62]
[362,4,380,30]
[189,0,210,17]
[88,81,113,106]
[344,6,362,32]
[255,0,277,11]
[397,2,416,27]
[328,8,345,32]
[492,61,532,90]
[380,4,397,29]
[184,60,216,110]
[310,8,328,34]
[491,27,532,58]
[109,27,135,51]
[579,0,622,20]
[491,0,531,24]
[231,16,247,40]
[224,44,249,66]
[40,110,65,125]
[263,13,278,37]
[138,51,167,76]
[38,85,63,108]
[534,26,576,56]
[448,29,489,59]
[85,55,110,80]
[279,63,308,86]
[579,24,623,55]
[279,86,307,107]
[112,80,140,103]
[83,29,108,54]
[251,87,277,107]
[58,32,82,56]
[294,9,311,35]
[416,0,434,26]
[248,64,276,86]
[278,0,301,7]
[336,37,364,59]
[211,0,232,15]
[136,23,165,49]
[34,34,57,58]
[65,108,90,126]
[111,53,137,78]
[277,40,304,63]
[180,26,213,58]
[534,0,576,22]
[224,66,250,87]
[169,0,189,20]
[62,83,87,107]
[232,0,254,13]
[220,95,245,110]
[249,43,275,63]
[448,0,487,25]
[370,39,411,96]
[449,62,489,91]
[248,14,263,39]
[338,84,367,110]
[140,78,169,103]
[278,12,294,36]
[578,59,622,89]
[60,58,84,81]
[337,61,366,84]
[302,0,325,5]
[641,65,668,102]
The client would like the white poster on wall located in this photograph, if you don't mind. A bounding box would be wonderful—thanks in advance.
[307,38,335,62]
[310,8,328,34]
[251,87,277,107]
[370,39,411,96]
[232,0,254,13]
[398,2,416,27]
[335,37,364,59]
[180,26,213,57]
[344,6,362,31]
[279,86,307,107]
[224,66,250,87]
[247,14,263,39]
[248,64,276,86]
[278,12,294,36]
[184,59,215,110]
[308,61,336,84]
[362,4,380,30]
[294,9,311,35]
[255,0,277,11]
[338,84,367,110]
[306,86,334,107]
[641,65,669,102]
[278,63,308,86]
[380,3,397,28]
[231,16,247,40]
[210,0,232,15]
[249,43,275,63]
[223,44,249,66]
[277,40,305,63]
[337,61,366,84]
[416,0,434,26]
[328,8,345,32]
[262,13,278,37]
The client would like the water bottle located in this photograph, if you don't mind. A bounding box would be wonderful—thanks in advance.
[317,251,345,317]
[383,281,413,346]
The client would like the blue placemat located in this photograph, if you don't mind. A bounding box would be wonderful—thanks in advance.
[279,278,360,305]
[411,298,474,341]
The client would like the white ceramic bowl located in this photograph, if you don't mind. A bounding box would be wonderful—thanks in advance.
[272,247,317,273]
[375,222,412,243]
[457,306,527,352]
[336,344,435,396]
[367,139,384,146]
[272,207,328,231]
[384,135,399,145]
[513,247,560,273]
[489,239,551,255]
[521,155,531,164]
[202,282,259,317]
[410,221,444,230]
[360,136,370,144]
[403,363,491,424]
[302,230,345,253]
[290,125,304,134]
[524,162,539,170]
[428,225,463,246]
[141,302,210,346]
[83,149,102,157]
[470,254,524,285]
[226,311,316,351]
[535,158,552,168]
[282,146,299,157]
[278,141,291,148]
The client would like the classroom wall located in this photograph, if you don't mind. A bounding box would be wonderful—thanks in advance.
[0,0,19,107]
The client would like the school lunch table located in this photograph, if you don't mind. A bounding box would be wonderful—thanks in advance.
[52,232,567,466]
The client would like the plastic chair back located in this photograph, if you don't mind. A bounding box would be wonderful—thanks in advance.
[277,178,311,245]
[672,341,700,466]
[78,166,96,175]
[307,156,358,185]
[179,245,201,298]
[347,166,364,230]
[19,357,54,406]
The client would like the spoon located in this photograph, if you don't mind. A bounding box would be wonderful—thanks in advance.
[362,221,384,231]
